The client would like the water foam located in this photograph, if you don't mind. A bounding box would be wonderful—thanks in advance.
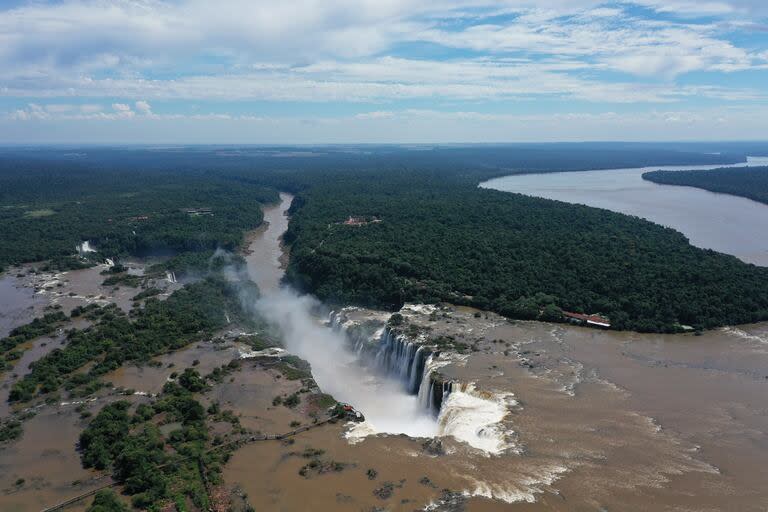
[437,383,516,455]
[332,306,518,455]
[463,463,569,504]
[722,326,768,345]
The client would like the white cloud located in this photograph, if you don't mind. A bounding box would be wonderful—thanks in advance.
[135,100,152,114]
[111,103,135,118]
[3,56,763,105]
[416,12,761,78]
[44,104,76,114]
[0,1,764,79]
[0,0,767,142]
[80,104,103,114]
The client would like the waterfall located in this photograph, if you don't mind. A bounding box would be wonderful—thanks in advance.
[375,328,453,416]
[76,241,97,257]
[328,310,369,355]
[329,308,512,454]
[330,310,453,417]
[371,328,441,401]
[165,271,178,284]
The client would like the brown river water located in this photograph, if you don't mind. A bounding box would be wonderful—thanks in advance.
[0,261,177,511]
[225,193,768,510]
[2,190,767,511]
[0,274,45,340]
[481,156,768,266]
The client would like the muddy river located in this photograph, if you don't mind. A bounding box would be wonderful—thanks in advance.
[0,259,181,511]
[2,192,767,511]
[227,192,768,511]
[481,156,768,266]
[0,274,45,340]
[243,192,293,294]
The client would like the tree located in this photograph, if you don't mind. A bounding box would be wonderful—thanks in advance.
[87,490,128,512]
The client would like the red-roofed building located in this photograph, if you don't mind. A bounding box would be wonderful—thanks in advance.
[562,311,611,329]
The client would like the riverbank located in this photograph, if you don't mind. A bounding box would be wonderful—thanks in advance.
[231,193,768,510]
[223,294,768,510]
[481,156,768,266]
[643,165,768,207]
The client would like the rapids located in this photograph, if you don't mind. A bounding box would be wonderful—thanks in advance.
[330,308,513,454]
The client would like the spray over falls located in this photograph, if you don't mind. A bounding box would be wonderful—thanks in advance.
[242,193,513,454]
[253,288,439,439]
[328,305,515,454]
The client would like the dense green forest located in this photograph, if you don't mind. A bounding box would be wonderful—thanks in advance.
[0,158,277,271]
[282,169,768,332]
[78,368,239,510]
[9,276,247,403]
[3,145,768,332]
[643,166,768,205]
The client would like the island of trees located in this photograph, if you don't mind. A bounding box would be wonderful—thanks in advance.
[643,166,768,205]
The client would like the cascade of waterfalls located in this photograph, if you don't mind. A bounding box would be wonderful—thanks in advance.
[330,311,453,416]
[328,310,511,454]
[373,329,431,395]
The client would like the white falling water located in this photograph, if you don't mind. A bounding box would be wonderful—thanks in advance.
[255,289,438,439]
[76,241,96,256]
[372,329,430,395]
[333,308,514,455]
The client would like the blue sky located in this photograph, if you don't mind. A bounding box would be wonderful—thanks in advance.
[0,0,767,143]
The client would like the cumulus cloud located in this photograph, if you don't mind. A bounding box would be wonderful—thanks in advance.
[0,1,764,78]
[4,57,762,105]
[135,100,152,115]
[0,0,767,141]
[111,103,135,118]
[80,104,103,114]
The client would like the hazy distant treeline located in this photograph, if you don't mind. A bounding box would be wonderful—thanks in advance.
[643,166,768,206]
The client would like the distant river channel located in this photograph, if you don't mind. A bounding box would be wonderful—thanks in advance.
[480,156,768,267]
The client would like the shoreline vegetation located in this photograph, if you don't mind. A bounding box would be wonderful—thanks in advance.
[0,158,278,273]
[282,169,768,332]
[7,273,252,404]
[2,144,768,510]
[643,166,768,206]
[2,145,768,335]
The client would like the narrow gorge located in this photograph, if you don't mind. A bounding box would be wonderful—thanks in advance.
[246,195,513,455]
